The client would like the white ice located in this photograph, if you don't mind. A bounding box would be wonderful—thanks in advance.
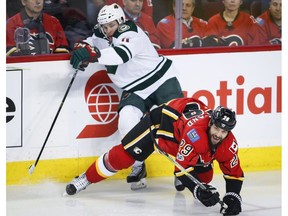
[7,170,281,216]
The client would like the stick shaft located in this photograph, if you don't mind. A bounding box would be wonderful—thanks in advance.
[30,69,79,172]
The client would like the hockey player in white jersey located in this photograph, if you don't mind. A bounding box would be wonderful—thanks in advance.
[69,3,184,190]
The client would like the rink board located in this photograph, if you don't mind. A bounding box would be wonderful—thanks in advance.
[6,46,282,185]
[6,145,281,185]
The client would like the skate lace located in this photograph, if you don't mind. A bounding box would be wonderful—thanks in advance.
[72,174,91,191]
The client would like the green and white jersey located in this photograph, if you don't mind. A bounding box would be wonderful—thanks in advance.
[84,20,178,99]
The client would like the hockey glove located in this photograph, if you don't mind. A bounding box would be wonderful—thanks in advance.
[193,184,220,207]
[70,42,101,71]
[221,192,242,215]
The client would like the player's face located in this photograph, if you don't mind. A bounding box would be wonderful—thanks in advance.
[222,0,242,12]
[208,124,229,145]
[101,21,119,38]
[123,0,144,15]
[22,0,43,17]
[269,0,282,20]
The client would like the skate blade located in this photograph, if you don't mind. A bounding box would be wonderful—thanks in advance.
[131,178,147,191]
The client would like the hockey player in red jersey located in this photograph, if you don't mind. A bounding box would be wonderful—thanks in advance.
[256,0,281,45]
[65,97,244,215]
[203,0,265,46]
[6,0,69,56]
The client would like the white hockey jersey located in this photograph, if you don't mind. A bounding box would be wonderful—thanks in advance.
[84,20,178,99]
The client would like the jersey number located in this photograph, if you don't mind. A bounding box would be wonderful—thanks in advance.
[180,144,193,156]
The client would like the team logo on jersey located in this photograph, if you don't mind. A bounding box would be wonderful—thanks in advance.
[187,129,200,143]
[118,24,130,33]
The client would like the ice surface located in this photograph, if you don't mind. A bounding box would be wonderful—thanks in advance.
[7,170,281,216]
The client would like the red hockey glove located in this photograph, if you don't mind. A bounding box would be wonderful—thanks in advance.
[70,42,101,71]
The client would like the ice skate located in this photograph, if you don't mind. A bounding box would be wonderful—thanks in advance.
[174,176,185,191]
[65,172,91,195]
[127,162,147,190]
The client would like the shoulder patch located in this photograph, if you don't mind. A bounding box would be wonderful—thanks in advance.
[160,18,170,24]
[187,129,200,143]
[113,20,138,38]
[118,24,130,33]
[256,17,265,26]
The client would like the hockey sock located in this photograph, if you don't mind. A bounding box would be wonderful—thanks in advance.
[85,153,116,183]
[85,144,135,183]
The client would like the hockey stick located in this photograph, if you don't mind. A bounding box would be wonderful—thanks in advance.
[28,68,79,174]
[146,112,226,211]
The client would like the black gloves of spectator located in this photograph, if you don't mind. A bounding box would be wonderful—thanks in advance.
[182,36,202,48]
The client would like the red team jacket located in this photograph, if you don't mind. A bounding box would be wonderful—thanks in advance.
[6,12,69,55]
[157,14,208,48]
[205,11,265,46]
[157,98,244,183]
[256,10,282,45]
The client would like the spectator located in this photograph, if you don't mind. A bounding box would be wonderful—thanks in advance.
[204,0,265,46]
[6,0,69,56]
[65,97,244,216]
[256,0,281,45]
[106,0,153,17]
[156,0,208,49]
[123,0,161,49]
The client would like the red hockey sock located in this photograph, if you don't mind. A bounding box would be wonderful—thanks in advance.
[85,153,116,183]
[85,144,135,183]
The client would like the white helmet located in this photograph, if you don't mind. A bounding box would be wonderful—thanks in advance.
[97,3,126,26]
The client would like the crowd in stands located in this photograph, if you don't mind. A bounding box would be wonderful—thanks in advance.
[6,0,281,56]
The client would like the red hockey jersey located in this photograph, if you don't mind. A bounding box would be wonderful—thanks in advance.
[205,11,264,46]
[157,15,208,48]
[6,12,69,56]
[256,10,281,45]
[157,98,243,180]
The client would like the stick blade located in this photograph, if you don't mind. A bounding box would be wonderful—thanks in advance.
[28,164,35,175]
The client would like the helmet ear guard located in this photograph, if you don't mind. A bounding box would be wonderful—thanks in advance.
[211,106,236,131]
